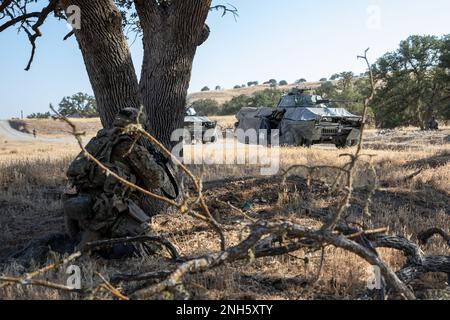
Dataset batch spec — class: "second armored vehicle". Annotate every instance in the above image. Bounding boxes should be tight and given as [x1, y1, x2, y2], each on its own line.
[235, 88, 362, 148]
[184, 106, 218, 143]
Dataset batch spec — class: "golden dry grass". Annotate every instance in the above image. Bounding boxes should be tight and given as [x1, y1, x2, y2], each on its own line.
[9, 118, 101, 138]
[0, 124, 449, 300]
[9, 116, 237, 138]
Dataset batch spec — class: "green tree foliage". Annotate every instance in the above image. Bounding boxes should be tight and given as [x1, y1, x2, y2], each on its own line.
[315, 81, 336, 98]
[439, 35, 450, 120]
[338, 72, 354, 91]
[441, 35, 450, 72]
[27, 112, 51, 119]
[252, 89, 283, 108]
[315, 80, 373, 119]
[263, 79, 277, 87]
[189, 99, 220, 116]
[221, 95, 251, 115]
[220, 89, 282, 115]
[333, 77, 370, 116]
[58, 93, 98, 118]
[330, 74, 340, 81]
[201, 86, 210, 92]
[372, 35, 450, 129]
[319, 78, 328, 82]
[279, 80, 288, 86]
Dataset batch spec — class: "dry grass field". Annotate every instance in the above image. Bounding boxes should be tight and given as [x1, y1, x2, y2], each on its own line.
[0, 119, 449, 300]
[8, 116, 237, 138]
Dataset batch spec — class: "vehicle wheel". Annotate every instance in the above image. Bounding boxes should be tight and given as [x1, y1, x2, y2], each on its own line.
[203, 133, 218, 144]
[281, 132, 294, 146]
[336, 139, 356, 149]
[335, 140, 347, 149]
[303, 139, 312, 148]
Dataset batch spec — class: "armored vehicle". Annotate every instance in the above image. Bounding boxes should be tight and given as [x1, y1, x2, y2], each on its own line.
[184, 106, 218, 143]
[235, 88, 362, 148]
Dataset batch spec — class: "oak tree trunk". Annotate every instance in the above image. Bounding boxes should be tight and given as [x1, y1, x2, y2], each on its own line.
[135, 0, 212, 147]
[64, 0, 141, 128]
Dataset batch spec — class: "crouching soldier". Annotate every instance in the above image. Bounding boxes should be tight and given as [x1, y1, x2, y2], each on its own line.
[63, 108, 167, 249]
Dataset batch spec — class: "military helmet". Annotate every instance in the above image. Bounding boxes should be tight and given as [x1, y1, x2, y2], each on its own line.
[113, 107, 148, 128]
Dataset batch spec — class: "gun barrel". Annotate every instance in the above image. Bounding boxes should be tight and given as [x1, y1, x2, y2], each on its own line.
[317, 99, 359, 104]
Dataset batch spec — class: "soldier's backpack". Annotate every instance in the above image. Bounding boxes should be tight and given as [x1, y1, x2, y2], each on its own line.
[67, 128, 125, 191]
[67, 128, 179, 200]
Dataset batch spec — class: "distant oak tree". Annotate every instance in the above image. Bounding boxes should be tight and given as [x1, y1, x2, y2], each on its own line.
[372, 35, 450, 129]
[58, 92, 98, 117]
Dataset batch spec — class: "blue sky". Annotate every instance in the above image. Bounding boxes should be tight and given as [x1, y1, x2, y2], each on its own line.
[1, 0, 449, 119]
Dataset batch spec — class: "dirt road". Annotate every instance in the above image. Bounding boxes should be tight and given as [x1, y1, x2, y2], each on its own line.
[0, 120, 73, 143]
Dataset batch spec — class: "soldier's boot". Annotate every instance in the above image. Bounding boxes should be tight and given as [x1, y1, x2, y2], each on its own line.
[77, 230, 134, 260]
[63, 193, 93, 240]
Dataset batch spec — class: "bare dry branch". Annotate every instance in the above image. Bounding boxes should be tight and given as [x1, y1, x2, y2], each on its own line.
[417, 228, 450, 247]
[131, 220, 415, 300]
[321, 49, 376, 231]
[210, 4, 238, 20]
[0, 12, 40, 32]
[0, 251, 82, 290]
[96, 272, 130, 300]
[111, 270, 173, 284]
[0, 0, 13, 14]
[0, 276, 79, 292]
[0, 0, 60, 70]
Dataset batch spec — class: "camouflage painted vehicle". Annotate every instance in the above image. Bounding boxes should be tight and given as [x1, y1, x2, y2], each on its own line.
[184, 106, 218, 143]
[235, 88, 362, 148]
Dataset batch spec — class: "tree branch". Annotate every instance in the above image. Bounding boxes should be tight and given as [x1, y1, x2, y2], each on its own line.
[131, 220, 415, 300]
[417, 228, 450, 247]
[210, 4, 238, 20]
[0, 12, 40, 32]
[0, 0, 13, 14]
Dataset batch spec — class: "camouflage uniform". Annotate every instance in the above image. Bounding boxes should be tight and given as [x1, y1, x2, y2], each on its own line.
[63, 108, 165, 244]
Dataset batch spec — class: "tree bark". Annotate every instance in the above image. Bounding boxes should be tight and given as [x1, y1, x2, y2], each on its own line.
[135, 0, 212, 147]
[64, 0, 141, 128]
